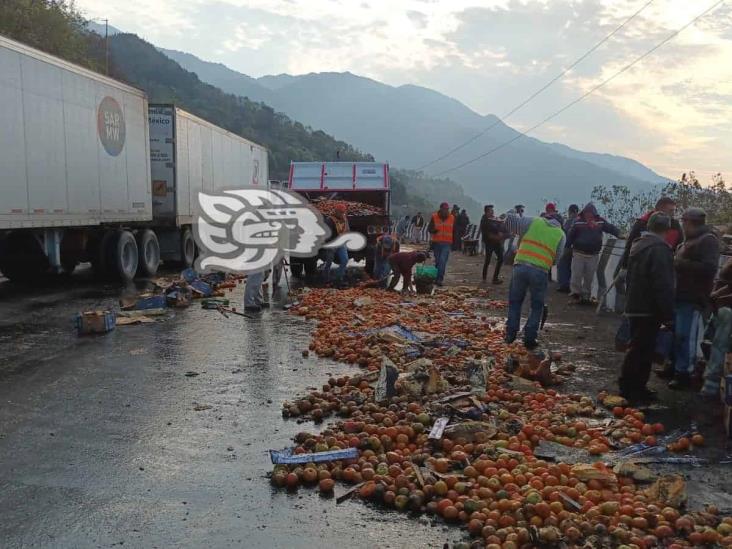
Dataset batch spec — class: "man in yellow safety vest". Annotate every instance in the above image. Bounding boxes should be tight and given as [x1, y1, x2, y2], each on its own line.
[503, 208, 566, 349]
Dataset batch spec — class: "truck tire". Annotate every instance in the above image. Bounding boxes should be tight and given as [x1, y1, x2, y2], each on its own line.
[290, 262, 304, 279]
[0, 232, 49, 283]
[135, 230, 160, 278]
[92, 230, 118, 279]
[304, 258, 318, 281]
[110, 231, 138, 282]
[60, 230, 85, 276]
[61, 256, 78, 276]
[180, 228, 195, 268]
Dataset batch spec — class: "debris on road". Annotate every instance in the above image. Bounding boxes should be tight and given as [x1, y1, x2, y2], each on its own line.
[116, 315, 156, 326]
[74, 310, 116, 336]
[269, 447, 358, 465]
[118, 308, 167, 318]
[641, 474, 688, 507]
[120, 294, 167, 311]
[270, 285, 732, 547]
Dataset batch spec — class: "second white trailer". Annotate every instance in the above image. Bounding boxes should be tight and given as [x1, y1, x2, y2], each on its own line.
[148, 105, 269, 264]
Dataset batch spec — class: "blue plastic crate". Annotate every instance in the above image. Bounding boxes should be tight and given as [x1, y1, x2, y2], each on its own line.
[189, 279, 213, 297]
[134, 295, 168, 310]
[75, 310, 116, 335]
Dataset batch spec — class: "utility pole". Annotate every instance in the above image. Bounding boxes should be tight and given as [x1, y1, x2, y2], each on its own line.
[104, 18, 109, 76]
[91, 18, 110, 75]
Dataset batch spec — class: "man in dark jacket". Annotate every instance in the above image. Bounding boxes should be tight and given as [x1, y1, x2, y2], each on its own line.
[557, 204, 579, 293]
[667, 208, 720, 389]
[411, 212, 425, 242]
[541, 203, 564, 226]
[567, 203, 621, 303]
[453, 209, 469, 251]
[479, 205, 505, 284]
[620, 197, 682, 269]
[450, 205, 461, 250]
[618, 213, 675, 402]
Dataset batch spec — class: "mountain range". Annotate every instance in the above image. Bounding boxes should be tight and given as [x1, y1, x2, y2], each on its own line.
[161, 48, 670, 212]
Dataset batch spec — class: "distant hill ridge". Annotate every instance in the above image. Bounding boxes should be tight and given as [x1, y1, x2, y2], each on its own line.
[162, 47, 669, 211]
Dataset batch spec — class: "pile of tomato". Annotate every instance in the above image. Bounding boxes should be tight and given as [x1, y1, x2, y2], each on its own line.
[277, 287, 730, 548]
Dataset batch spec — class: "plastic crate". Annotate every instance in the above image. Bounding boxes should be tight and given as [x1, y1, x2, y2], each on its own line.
[134, 295, 168, 310]
[75, 310, 116, 335]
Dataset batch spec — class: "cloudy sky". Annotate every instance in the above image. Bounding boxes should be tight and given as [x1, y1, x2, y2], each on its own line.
[76, 0, 731, 182]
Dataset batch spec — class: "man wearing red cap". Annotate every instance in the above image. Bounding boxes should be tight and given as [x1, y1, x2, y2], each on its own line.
[428, 202, 454, 286]
[323, 204, 350, 286]
[541, 203, 564, 226]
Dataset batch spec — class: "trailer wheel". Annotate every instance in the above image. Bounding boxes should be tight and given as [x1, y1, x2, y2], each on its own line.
[180, 228, 195, 268]
[0, 232, 49, 283]
[61, 256, 78, 276]
[135, 230, 160, 278]
[113, 231, 138, 282]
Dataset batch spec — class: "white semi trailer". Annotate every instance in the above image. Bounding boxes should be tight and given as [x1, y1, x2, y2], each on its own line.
[148, 105, 269, 267]
[0, 35, 268, 282]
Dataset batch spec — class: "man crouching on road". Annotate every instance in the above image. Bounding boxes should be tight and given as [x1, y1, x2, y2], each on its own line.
[387, 251, 428, 294]
[618, 213, 675, 403]
[504, 207, 565, 350]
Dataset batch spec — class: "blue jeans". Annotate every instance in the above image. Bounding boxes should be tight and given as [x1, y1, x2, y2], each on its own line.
[702, 307, 732, 394]
[244, 270, 264, 308]
[507, 263, 548, 344]
[674, 302, 704, 375]
[432, 242, 451, 283]
[373, 254, 391, 287]
[557, 248, 572, 290]
[324, 245, 348, 281]
[373, 255, 391, 279]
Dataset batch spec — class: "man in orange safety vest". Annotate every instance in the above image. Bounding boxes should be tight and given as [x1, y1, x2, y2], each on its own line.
[427, 202, 455, 286]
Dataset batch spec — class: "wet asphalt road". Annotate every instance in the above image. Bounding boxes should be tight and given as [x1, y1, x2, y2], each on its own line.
[4, 255, 732, 549]
[0, 268, 456, 549]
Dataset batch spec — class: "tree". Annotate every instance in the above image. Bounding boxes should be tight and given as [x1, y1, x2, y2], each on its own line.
[592, 172, 731, 230]
[0, 0, 102, 70]
[662, 172, 732, 225]
[590, 185, 657, 231]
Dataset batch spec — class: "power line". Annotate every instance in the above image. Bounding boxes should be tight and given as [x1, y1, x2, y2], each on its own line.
[416, 0, 656, 172]
[434, 0, 726, 177]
